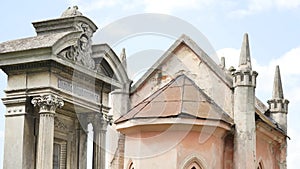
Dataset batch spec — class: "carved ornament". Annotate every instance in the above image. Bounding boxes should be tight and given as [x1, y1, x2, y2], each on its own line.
[57, 22, 95, 70]
[31, 94, 64, 113]
[54, 117, 69, 131]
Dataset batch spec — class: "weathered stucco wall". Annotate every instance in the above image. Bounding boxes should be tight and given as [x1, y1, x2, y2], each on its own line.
[131, 44, 233, 117]
[122, 125, 228, 169]
[256, 129, 282, 169]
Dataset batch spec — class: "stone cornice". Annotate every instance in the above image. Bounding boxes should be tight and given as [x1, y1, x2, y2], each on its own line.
[116, 117, 233, 134]
[1, 60, 123, 88]
[256, 120, 287, 144]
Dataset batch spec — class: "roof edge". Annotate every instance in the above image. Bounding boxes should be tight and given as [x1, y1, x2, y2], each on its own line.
[130, 34, 233, 93]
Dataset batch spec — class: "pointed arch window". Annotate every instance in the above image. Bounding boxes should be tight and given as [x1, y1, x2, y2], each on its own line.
[185, 161, 203, 169]
[128, 162, 134, 169]
[257, 161, 264, 169]
[181, 155, 206, 169]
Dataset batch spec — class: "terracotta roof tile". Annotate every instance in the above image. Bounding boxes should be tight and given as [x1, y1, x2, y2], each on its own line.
[115, 74, 233, 124]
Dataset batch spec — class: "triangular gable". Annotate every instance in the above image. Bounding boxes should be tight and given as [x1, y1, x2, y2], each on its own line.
[131, 34, 233, 93]
[116, 74, 233, 124]
[129, 34, 234, 117]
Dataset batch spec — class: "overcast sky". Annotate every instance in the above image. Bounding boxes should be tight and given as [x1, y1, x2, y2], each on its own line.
[0, 0, 300, 168]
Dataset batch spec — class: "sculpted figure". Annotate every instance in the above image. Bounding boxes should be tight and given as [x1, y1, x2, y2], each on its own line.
[61, 6, 82, 17]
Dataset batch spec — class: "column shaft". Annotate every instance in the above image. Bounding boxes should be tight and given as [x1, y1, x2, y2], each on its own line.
[78, 126, 88, 169]
[93, 129, 106, 169]
[36, 113, 55, 169]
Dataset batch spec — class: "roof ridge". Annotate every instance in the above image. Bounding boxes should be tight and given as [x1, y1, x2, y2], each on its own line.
[116, 75, 183, 121]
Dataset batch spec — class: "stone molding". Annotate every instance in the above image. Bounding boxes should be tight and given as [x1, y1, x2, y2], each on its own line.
[267, 99, 289, 114]
[232, 70, 258, 87]
[31, 94, 64, 113]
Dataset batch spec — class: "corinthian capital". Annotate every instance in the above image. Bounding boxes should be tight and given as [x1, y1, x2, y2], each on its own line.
[32, 94, 64, 113]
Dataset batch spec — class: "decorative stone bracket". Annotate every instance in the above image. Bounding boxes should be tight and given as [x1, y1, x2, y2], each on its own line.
[92, 112, 113, 131]
[31, 94, 64, 113]
[103, 112, 113, 126]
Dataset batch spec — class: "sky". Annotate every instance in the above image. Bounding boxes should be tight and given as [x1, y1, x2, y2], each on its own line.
[0, 0, 300, 168]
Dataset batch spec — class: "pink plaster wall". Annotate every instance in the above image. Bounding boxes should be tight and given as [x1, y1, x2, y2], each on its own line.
[123, 125, 229, 169]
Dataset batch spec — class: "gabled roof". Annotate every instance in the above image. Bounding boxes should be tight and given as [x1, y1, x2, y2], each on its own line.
[0, 32, 71, 53]
[131, 34, 233, 92]
[116, 74, 233, 124]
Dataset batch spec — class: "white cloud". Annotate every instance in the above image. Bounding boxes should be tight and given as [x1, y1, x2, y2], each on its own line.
[143, 0, 200, 14]
[270, 47, 300, 75]
[0, 131, 3, 140]
[230, 0, 300, 17]
[276, 0, 300, 9]
[67, 0, 300, 18]
[216, 48, 240, 68]
[288, 127, 300, 169]
[68, 0, 126, 13]
[67, 0, 217, 14]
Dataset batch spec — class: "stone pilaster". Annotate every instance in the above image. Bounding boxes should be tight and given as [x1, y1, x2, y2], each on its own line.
[278, 141, 287, 169]
[110, 88, 130, 169]
[92, 113, 109, 169]
[2, 96, 35, 169]
[32, 94, 64, 169]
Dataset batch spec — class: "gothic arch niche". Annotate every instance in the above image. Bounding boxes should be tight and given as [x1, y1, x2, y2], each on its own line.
[96, 57, 115, 79]
[127, 160, 134, 169]
[257, 161, 264, 169]
[128, 162, 134, 169]
[180, 155, 207, 169]
[186, 161, 202, 169]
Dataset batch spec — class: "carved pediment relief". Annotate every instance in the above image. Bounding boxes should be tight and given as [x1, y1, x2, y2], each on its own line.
[54, 21, 129, 84]
[57, 22, 95, 70]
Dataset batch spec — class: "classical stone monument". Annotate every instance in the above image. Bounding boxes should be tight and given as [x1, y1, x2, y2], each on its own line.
[0, 7, 289, 169]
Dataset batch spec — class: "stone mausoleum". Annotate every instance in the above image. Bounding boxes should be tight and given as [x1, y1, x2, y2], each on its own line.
[0, 7, 289, 169]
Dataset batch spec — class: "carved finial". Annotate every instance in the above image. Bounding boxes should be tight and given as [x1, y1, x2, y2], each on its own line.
[220, 57, 225, 69]
[120, 48, 127, 70]
[61, 6, 83, 17]
[239, 33, 252, 70]
[272, 65, 284, 99]
[32, 94, 64, 113]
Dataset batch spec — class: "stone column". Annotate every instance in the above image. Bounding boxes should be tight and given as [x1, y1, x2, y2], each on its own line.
[92, 114, 109, 169]
[78, 114, 89, 169]
[32, 94, 64, 169]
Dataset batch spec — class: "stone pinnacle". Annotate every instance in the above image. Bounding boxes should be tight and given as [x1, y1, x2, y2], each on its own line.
[120, 48, 127, 70]
[272, 65, 284, 99]
[239, 33, 252, 70]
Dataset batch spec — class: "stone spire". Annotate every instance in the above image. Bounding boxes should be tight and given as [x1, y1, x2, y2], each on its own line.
[232, 33, 258, 168]
[268, 65, 289, 133]
[239, 33, 252, 71]
[272, 65, 284, 99]
[120, 48, 127, 71]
